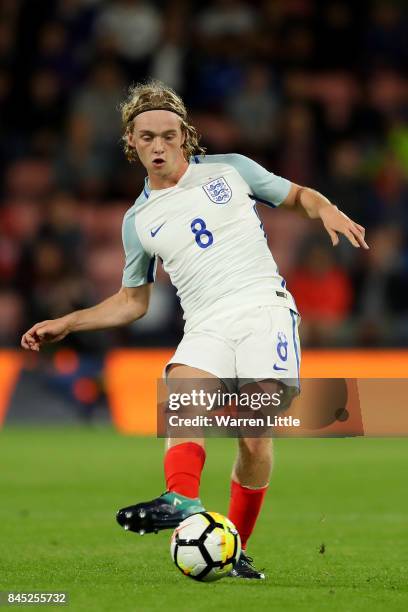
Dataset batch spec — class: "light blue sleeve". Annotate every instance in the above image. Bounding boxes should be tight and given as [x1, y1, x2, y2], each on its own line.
[122, 205, 156, 287]
[197, 153, 291, 206]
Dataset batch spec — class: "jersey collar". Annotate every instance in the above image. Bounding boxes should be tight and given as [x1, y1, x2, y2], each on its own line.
[144, 163, 193, 198]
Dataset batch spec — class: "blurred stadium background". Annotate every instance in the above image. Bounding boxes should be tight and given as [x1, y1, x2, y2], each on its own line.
[0, 0, 407, 426]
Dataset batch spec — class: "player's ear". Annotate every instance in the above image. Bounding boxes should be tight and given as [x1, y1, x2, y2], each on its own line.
[126, 127, 135, 147]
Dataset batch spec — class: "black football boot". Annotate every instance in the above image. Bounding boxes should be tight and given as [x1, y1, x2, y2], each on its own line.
[229, 552, 266, 579]
[116, 491, 205, 535]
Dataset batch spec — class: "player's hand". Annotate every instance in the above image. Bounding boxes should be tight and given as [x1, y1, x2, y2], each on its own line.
[319, 205, 369, 249]
[21, 318, 71, 351]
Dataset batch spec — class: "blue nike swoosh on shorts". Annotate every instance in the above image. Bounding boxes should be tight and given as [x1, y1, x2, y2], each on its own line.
[273, 364, 288, 371]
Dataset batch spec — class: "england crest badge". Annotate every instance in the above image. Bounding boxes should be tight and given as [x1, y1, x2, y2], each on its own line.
[202, 177, 232, 204]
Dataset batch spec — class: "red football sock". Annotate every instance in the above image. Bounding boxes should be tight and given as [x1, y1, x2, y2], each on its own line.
[228, 480, 269, 549]
[164, 442, 206, 498]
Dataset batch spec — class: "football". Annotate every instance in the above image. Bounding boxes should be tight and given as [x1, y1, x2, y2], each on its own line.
[170, 511, 241, 582]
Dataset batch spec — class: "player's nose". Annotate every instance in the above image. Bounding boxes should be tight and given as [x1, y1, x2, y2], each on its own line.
[152, 137, 165, 154]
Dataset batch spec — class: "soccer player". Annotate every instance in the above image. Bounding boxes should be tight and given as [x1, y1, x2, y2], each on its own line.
[21, 81, 368, 579]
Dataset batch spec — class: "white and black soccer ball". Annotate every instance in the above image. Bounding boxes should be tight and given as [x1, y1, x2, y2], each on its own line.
[170, 511, 241, 582]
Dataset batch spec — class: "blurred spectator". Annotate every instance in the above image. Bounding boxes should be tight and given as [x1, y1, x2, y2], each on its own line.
[277, 103, 317, 185]
[94, 0, 162, 79]
[0, 0, 21, 21]
[36, 20, 82, 90]
[1, 202, 59, 343]
[1, 198, 43, 254]
[281, 23, 315, 69]
[225, 64, 280, 149]
[4, 159, 53, 200]
[370, 152, 408, 255]
[55, 0, 100, 58]
[38, 192, 85, 269]
[192, 0, 257, 108]
[353, 226, 408, 346]
[0, 69, 11, 121]
[0, 289, 24, 346]
[0, 17, 16, 69]
[21, 238, 90, 325]
[151, 8, 187, 92]
[389, 121, 408, 173]
[0, 69, 12, 183]
[55, 61, 124, 195]
[318, 141, 373, 231]
[368, 69, 407, 121]
[0, 230, 20, 283]
[313, 73, 362, 149]
[72, 61, 124, 144]
[25, 69, 66, 137]
[289, 239, 353, 346]
[196, 0, 257, 38]
[191, 111, 239, 153]
[314, 2, 358, 69]
[365, 2, 408, 70]
[189, 38, 247, 109]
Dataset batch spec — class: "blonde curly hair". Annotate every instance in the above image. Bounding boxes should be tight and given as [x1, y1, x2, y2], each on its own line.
[120, 79, 206, 162]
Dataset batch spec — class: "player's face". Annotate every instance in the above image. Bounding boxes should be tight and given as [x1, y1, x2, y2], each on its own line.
[129, 110, 186, 179]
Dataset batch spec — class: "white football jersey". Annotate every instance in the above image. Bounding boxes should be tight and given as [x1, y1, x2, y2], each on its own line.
[122, 154, 298, 330]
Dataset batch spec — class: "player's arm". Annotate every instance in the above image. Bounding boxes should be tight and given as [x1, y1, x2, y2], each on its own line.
[21, 284, 151, 352]
[214, 154, 369, 250]
[281, 183, 369, 249]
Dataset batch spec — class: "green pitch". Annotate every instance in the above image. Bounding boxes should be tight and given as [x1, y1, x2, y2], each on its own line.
[1, 428, 407, 611]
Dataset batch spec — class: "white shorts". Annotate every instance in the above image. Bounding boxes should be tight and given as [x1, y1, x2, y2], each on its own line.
[166, 305, 301, 402]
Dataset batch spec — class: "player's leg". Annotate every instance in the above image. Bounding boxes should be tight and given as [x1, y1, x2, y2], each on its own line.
[116, 364, 225, 534]
[163, 363, 216, 501]
[230, 306, 300, 546]
[228, 306, 301, 578]
[232, 436, 273, 488]
[227, 380, 278, 579]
